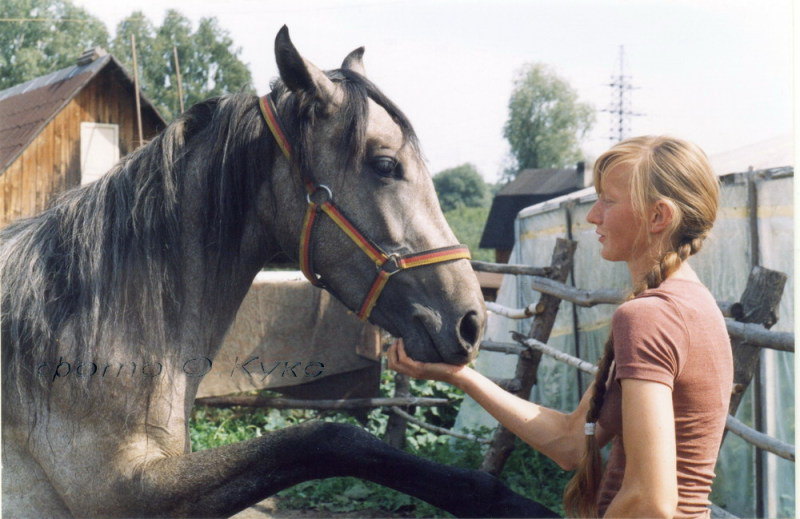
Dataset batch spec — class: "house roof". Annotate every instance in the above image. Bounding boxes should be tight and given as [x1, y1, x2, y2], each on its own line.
[496, 167, 581, 197]
[0, 53, 166, 172]
[479, 167, 583, 250]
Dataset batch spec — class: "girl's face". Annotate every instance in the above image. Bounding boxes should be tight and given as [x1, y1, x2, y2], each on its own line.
[586, 164, 649, 268]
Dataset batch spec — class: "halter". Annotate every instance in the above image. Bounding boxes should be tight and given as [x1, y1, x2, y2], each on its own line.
[259, 93, 471, 321]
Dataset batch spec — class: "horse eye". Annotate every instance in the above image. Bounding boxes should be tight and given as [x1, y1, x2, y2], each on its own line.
[372, 156, 400, 178]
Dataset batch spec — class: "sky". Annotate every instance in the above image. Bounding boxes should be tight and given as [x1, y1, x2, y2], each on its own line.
[71, 0, 793, 182]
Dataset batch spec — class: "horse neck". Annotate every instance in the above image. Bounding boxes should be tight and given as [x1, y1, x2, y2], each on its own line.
[173, 156, 277, 362]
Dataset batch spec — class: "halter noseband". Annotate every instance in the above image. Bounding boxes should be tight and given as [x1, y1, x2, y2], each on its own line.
[259, 93, 471, 321]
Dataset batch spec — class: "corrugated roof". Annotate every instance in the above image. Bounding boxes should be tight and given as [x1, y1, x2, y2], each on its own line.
[0, 54, 165, 172]
[496, 167, 580, 196]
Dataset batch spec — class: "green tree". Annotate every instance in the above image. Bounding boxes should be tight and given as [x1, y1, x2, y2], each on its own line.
[433, 163, 488, 212]
[442, 205, 493, 262]
[110, 10, 253, 120]
[0, 0, 109, 89]
[503, 63, 594, 180]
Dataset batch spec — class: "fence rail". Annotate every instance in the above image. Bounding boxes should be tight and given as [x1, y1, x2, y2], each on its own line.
[503, 333, 795, 463]
[195, 395, 450, 410]
[484, 277, 793, 352]
[390, 406, 491, 444]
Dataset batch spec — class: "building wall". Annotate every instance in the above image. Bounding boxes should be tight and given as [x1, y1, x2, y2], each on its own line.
[0, 66, 163, 227]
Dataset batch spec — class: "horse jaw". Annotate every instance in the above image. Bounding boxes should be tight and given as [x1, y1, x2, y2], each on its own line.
[369, 262, 486, 366]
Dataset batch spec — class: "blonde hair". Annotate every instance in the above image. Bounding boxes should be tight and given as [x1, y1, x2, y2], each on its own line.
[563, 136, 719, 517]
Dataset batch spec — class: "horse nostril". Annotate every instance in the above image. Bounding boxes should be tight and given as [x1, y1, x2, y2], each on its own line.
[457, 310, 482, 352]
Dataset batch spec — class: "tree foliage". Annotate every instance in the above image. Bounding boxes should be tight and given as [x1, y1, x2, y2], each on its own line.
[442, 205, 493, 262]
[432, 163, 488, 212]
[0, 0, 109, 89]
[0, 1, 253, 122]
[503, 63, 594, 180]
[110, 10, 253, 120]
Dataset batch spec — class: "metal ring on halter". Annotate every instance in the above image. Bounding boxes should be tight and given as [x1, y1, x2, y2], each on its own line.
[306, 184, 333, 205]
[381, 253, 403, 275]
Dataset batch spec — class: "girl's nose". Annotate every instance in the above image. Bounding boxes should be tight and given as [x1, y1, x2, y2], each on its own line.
[586, 200, 602, 224]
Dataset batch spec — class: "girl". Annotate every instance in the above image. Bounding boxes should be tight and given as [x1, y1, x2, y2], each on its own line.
[388, 136, 733, 518]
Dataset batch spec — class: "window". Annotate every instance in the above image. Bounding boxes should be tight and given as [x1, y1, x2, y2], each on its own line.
[80, 122, 119, 185]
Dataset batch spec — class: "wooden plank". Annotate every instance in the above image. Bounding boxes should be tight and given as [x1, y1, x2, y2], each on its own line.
[36, 122, 51, 213]
[5, 160, 20, 224]
[480, 238, 577, 475]
[67, 96, 82, 188]
[55, 107, 67, 196]
[22, 145, 35, 218]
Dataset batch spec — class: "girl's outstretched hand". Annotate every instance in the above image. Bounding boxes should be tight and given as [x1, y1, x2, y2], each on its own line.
[386, 338, 468, 384]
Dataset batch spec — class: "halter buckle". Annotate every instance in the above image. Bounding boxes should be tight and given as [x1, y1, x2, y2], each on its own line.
[306, 184, 333, 205]
[380, 253, 403, 276]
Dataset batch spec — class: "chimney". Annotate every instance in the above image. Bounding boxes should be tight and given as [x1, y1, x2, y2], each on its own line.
[576, 161, 585, 188]
[77, 47, 108, 66]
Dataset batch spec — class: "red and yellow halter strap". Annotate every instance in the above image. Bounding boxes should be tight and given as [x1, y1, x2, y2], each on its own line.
[259, 94, 471, 320]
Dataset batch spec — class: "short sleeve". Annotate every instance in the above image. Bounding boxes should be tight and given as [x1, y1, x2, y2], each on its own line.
[611, 295, 688, 390]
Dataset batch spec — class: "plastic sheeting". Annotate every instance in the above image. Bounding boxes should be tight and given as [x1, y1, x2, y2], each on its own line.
[454, 168, 793, 518]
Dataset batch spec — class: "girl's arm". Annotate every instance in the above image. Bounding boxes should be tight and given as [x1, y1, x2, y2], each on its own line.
[603, 378, 678, 518]
[387, 340, 607, 470]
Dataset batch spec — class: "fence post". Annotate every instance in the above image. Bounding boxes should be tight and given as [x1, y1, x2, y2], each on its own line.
[385, 372, 411, 449]
[724, 265, 786, 518]
[480, 238, 577, 475]
[727, 265, 787, 417]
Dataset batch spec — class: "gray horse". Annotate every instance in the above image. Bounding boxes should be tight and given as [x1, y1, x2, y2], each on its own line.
[1, 27, 557, 518]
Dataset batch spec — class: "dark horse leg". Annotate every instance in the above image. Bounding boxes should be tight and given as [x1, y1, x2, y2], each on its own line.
[135, 421, 559, 518]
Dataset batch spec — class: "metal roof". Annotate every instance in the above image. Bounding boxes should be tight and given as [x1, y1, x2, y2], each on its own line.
[0, 54, 165, 172]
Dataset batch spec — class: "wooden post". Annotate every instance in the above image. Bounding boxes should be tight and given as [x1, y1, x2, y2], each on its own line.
[725, 265, 785, 519]
[384, 372, 410, 449]
[130, 34, 143, 147]
[480, 238, 577, 475]
[726, 266, 787, 417]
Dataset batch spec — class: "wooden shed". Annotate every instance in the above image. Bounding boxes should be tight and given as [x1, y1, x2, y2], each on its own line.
[479, 163, 586, 264]
[0, 48, 166, 227]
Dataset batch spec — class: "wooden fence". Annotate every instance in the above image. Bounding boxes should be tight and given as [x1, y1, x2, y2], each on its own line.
[196, 238, 793, 518]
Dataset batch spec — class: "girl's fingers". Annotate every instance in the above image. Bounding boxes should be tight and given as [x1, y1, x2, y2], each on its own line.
[387, 339, 407, 372]
[396, 340, 409, 361]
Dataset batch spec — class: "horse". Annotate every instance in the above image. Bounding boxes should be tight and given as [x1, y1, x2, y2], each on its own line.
[1, 26, 557, 518]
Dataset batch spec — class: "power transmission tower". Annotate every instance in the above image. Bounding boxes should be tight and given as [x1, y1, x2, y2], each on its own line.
[602, 46, 643, 142]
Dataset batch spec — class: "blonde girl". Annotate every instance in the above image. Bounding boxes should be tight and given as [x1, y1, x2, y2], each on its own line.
[389, 135, 733, 518]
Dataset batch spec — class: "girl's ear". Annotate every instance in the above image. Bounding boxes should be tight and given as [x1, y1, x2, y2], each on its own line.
[649, 199, 675, 234]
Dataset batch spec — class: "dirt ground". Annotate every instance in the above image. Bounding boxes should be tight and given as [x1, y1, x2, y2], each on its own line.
[232, 498, 410, 519]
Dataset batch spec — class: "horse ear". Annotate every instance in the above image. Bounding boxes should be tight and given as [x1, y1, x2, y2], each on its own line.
[274, 26, 342, 106]
[342, 47, 366, 76]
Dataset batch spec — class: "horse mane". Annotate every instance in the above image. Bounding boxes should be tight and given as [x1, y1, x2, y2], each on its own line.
[1, 68, 418, 418]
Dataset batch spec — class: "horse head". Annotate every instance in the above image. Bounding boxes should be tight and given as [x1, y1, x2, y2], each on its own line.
[264, 27, 485, 364]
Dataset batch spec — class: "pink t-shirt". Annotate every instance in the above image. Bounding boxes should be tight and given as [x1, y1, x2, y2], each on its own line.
[597, 278, 733, 518]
